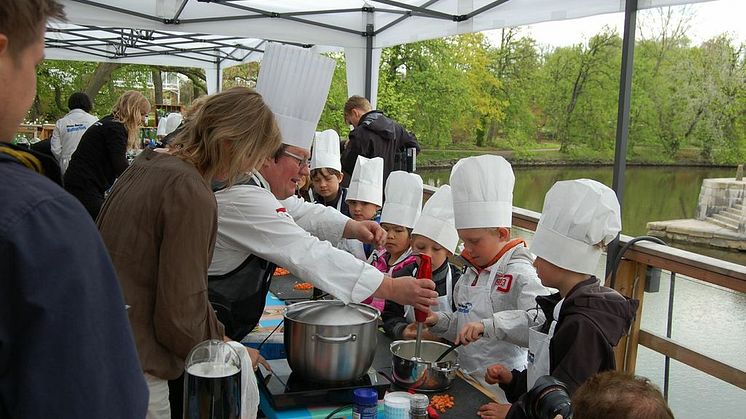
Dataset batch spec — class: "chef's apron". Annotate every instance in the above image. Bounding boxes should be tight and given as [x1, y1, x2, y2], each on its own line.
[404, 266, 453, 322]
[455, 246, 526, 374]
[527, 298, 564, 389]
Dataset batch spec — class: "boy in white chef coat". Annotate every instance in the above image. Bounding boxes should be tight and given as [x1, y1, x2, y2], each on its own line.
[426, 155, 548, 401]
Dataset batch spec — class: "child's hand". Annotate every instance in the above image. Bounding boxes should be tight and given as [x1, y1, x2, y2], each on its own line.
[484, 364, 513, 385]
[477, 402, 511, 419]
[425, 311, 439, 327]
[402, 323, 418, 339]
[456, 321, 484, 345]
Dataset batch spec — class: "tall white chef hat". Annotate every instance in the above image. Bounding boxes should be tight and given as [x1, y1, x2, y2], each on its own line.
[412, 185, 459, 254]
[530, 179, 622, 275]
[256, 43, 335, 151]
[450, 155, 515, 229]
[380, 171, 423, 228]
[346, 156, 384, 207]
[310, 129, 342, 171]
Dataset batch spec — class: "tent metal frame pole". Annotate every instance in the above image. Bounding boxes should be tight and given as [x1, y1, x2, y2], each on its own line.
[606, 0, 638, 277]
[216, 58, 222, 93]
[371, 0, 454, 20]
[365, 23, 374, 100]
[375, 0, 441, 35]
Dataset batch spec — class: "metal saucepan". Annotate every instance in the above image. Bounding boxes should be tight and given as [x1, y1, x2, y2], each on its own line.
[284, 300, 379, 383]
[390, 340, 459, 392]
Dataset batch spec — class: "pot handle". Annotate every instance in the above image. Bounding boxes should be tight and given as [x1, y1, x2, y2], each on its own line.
[312, 333, 357, 343]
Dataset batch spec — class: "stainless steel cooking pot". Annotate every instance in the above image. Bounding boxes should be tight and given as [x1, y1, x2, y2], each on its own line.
[284, 300, 379, 383]
[390, 340, 459, 391]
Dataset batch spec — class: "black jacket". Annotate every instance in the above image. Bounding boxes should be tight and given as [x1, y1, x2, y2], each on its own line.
[382, 261, 461, 340]
[63, 115, 129, 218]
[311, 187, 350, 217]
[502, 277, 639, 418]
[341, 110, 419, 185]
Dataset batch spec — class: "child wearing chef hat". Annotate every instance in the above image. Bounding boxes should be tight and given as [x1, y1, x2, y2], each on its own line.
[309, 129, 349, 216]
[382, 185, 463, 341]
[365, 170, 423, 311]
[426, 155, 548, 402]
[336, 156, 384, 260]
[479, 179, 639, 419]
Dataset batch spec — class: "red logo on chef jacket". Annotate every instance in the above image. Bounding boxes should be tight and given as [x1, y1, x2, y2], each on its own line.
[275, 207, 291, 218]
[495, 274, 513, 293]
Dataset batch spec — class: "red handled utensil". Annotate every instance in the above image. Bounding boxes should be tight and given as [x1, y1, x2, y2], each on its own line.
[414, 254, 433, 360]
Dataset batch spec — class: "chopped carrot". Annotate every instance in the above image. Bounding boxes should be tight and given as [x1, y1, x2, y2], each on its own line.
[293, 282, 313, 290]
[274, 267, 290, 276]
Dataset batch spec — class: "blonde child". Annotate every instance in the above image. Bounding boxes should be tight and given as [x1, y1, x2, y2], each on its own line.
[426, 155, 548, 401]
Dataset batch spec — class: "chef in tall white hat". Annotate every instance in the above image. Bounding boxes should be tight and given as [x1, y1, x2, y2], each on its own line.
[337, 156, 384, 260]
[381, 185, 462, 340]
[478, 179, 636, 418]
[426, 155, 548, 402]
[208, 44, 439, 411]
[309, 129, 348, 213]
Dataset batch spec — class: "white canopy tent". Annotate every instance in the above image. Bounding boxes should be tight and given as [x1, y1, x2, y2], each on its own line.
[47, 0, 716, 268]
[48, 0, 713, 101]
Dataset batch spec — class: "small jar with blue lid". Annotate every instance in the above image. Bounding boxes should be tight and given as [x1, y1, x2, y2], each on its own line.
[352, 388, 378, 419]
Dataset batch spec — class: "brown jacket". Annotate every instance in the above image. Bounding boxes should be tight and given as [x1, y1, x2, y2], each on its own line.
[98, 149, 224, 380]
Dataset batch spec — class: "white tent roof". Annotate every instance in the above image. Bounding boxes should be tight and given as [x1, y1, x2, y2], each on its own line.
[50, 0, 712, 58]
[47, 0, 714, 97]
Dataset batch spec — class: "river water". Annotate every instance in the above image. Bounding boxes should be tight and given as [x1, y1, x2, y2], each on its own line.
[421, 165, 745, 419]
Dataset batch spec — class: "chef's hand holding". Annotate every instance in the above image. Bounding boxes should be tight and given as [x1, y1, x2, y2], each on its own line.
[376, 276, 437, 313]
[485, 364, 513, 385]
[457, 321, 484, 345]
[344, 219, 387, 248]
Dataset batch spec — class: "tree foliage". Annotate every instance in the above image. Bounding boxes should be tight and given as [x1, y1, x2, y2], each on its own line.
[34, 8, 745, 164]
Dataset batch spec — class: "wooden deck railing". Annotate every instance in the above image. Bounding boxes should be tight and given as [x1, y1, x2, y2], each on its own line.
[424, 185, 746, 392]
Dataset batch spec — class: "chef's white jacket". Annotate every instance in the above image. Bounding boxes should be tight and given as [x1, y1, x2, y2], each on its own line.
[208, 172, 384, 303]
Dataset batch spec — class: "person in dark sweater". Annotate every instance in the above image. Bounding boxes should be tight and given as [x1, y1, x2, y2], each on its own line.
[477, 179, 639, 419]
[340, 95, 419, 186]
[64, 90, 151, 219]
[0, 1, 148, 417]
[382, 185, 461, 340]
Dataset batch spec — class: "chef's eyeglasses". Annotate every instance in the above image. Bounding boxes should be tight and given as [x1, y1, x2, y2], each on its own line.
[282, 150, 311, 169]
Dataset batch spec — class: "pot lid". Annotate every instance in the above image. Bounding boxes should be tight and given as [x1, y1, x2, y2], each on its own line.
[285, 300, 379, 326]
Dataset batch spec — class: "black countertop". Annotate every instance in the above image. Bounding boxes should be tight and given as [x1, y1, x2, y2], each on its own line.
[268, 274, 494, 418]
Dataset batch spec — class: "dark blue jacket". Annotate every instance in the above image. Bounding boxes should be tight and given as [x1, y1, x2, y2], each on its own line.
[0, 148, 147, 418]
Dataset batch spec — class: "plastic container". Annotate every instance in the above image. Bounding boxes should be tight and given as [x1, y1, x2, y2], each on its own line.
[409, 394, 429, 419]
[353, 388, 379, 419]
[383, 391, 411, 419]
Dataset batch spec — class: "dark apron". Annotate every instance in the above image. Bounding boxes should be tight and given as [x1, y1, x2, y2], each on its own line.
[209, 175, 276, 341]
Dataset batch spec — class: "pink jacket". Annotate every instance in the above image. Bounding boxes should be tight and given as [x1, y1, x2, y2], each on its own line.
[362, 249, 417, 312]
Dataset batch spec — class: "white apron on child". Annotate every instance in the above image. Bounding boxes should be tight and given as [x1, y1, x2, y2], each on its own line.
[337, 238, 367, 261]
[527, 298, 564, 389]
[404, 267, 453, 322]
[454, 247, 527, 402]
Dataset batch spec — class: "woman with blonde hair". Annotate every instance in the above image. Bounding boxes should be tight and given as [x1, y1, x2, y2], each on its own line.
[64, 90, 150, 219]
[96, 86, 281, 419]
